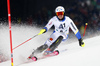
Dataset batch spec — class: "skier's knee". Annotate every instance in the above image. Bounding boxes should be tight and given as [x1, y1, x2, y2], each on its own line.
[36, 44, 48, 52]
[49, 36, 63, 51]
[42, 44, 48, 49]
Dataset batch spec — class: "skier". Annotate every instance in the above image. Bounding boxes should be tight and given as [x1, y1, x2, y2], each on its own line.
[30, 6, 85, 58]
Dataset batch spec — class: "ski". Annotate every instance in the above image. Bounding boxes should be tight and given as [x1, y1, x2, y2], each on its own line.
[27, 49, 67, 62]
[37, 50, 59, 60]
[28, 50, 59, 61]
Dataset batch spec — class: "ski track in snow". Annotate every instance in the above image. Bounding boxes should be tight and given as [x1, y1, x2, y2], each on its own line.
[0, 25, 100, 66]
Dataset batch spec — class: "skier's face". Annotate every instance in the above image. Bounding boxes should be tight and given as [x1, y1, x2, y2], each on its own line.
[56, 12, 64, 19]
[58, 15, 64, 19]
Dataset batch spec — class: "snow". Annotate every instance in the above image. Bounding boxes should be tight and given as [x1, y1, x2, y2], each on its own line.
[0, 25, 100, 66]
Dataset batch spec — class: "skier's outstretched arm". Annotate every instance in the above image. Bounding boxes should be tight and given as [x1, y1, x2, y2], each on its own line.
[69, 18, 85, 47]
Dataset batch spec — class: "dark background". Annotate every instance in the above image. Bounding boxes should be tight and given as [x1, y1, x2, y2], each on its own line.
[0, 0, 75, 18]
[0, 0, 100, 31]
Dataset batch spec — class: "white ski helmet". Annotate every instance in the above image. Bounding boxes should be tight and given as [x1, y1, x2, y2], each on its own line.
[55, 6, 65, 13]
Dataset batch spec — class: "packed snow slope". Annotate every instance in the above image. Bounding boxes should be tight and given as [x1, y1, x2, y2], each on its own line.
[19, 35, 100, 66]
[0, 25, 100, 66]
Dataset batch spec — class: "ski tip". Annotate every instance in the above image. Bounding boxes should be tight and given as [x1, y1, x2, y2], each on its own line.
[27, 56, 31, 60]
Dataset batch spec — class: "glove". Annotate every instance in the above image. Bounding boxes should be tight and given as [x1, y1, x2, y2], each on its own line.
[78, 38, 85, 47]
[38, 29, 46, 35]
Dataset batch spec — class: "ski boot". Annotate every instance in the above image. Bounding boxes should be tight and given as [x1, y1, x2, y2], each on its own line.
[43, 48, 53, 55]
[43, 48, 59, 56]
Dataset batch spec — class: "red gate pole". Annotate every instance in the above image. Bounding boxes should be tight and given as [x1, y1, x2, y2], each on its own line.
[7, 0, 14, 66]
[83, 23, 88, 37]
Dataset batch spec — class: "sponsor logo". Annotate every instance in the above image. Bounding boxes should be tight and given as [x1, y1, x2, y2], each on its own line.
[49, 22, 52, 25]
[49, 38, 53, 41]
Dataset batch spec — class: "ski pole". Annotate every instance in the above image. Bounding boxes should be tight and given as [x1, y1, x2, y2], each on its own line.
[83, 23, 88, 37]
[13, 34, 38, 50]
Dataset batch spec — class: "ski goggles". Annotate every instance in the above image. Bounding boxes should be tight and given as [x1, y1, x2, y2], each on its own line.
[56, 12, 64, 16]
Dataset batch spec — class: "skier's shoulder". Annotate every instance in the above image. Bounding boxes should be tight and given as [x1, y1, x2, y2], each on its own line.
[50, 16, 57, 20]
[65, 16, 73, 22]
[65, 16, 72, 20]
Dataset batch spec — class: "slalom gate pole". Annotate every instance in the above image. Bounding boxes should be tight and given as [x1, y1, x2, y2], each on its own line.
[83, 23, 88, 37]
[7, 0, 14, 66]
[13, 34, 38, 50]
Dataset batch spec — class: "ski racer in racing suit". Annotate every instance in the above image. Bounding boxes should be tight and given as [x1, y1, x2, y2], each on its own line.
[31, 6, 85, 57]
